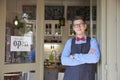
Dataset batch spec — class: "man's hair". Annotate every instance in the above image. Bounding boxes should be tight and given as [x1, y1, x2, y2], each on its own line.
[72, 16, 86, 25]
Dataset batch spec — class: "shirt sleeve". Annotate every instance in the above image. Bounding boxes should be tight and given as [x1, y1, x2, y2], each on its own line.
[61, 39, 85, 66]
[74, 38, 100, 63]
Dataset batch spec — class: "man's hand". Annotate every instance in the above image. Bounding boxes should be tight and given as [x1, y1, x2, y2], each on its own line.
[69, 49, 95, 59]
[89, 48, 95, 53]
[69, 54, 74, 59]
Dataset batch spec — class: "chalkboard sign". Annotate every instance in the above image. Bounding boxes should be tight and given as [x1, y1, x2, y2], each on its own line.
[67, 6, 96, 20]
[45, 6, 64, 20]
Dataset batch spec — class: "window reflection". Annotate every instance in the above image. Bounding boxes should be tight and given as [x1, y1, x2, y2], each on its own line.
[5, 0, 36, 64]
[5, 22, 36, 64]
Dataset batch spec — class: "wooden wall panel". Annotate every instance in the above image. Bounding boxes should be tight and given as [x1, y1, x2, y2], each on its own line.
[117, 0, 120, 79]
[107, 0, 117, 80]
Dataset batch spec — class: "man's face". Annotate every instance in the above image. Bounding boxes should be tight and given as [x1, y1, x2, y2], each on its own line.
[73, 19, 87, 36]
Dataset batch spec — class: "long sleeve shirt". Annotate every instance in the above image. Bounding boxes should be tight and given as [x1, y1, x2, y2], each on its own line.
[61, 36, 100, 66]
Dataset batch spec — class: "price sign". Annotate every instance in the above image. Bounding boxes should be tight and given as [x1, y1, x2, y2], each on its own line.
[10, 36, 32, 51]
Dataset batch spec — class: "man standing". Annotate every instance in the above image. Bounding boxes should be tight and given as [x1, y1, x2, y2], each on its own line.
[61, 16, 100, 80]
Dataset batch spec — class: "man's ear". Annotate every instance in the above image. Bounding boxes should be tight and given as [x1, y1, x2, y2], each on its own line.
[84, 23, 88, 31]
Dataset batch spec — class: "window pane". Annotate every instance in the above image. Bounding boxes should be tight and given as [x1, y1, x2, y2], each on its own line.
[5, 0, 37, 64]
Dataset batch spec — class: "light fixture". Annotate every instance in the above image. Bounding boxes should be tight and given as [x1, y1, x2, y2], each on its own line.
[13, 0, 19, 27]
[13, 16, 19, 26]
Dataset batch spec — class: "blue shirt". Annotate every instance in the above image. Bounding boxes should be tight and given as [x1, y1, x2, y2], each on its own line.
[61, 36, 100, 66]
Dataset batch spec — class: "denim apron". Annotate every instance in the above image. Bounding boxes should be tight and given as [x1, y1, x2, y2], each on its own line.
[64, 37, 95, 80]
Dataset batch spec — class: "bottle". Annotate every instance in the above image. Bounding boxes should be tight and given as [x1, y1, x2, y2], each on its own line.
[49, 24, 52, 34]
[46, 24, 48, 35]
[49, 50, 56, 60]
[55, 24, 58, 35]
[49, 53, 54, 61]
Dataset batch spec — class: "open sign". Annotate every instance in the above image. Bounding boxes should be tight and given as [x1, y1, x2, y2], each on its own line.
[13, 40, 29, 49]
[11, 36, 31, 51]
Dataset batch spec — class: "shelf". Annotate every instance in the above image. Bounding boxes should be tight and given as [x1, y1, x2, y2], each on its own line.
[44, 20, 62, 43]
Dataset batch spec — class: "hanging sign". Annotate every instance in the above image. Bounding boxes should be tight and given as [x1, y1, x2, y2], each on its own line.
[10, 36, 31, 51]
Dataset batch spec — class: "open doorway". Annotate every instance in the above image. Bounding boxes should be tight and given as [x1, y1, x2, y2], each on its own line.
[43, 0, 99, 80]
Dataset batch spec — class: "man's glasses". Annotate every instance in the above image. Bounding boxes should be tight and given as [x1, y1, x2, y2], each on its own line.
[73, 23, 85, 28]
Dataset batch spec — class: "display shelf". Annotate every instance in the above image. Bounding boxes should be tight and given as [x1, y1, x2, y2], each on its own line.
[44, 20, 62, 43]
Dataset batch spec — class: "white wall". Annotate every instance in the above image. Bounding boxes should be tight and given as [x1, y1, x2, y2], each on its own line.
[117, 0, 120, 79]
[97, 0, 120, 80]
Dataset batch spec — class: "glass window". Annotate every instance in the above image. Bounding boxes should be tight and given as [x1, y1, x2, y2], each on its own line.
[5, 0, 37, 64]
